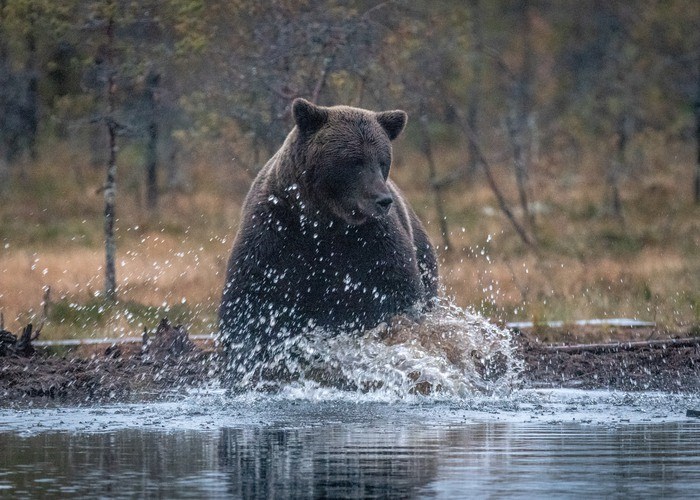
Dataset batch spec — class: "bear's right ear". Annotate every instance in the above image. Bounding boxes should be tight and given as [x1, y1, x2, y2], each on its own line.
[293, 98, 328, 134]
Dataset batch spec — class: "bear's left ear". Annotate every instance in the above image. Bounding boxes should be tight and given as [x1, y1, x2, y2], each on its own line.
[293, 98, 328, 134]
[376, 110, 407, 141]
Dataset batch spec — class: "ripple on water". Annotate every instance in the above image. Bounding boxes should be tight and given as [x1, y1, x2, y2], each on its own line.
[1, 388, 698, 436]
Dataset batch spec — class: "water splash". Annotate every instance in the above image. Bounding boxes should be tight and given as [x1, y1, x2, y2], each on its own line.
[229, 299, 521, 400]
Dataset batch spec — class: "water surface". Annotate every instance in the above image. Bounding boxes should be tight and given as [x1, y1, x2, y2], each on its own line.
[2, 389, 699, 498]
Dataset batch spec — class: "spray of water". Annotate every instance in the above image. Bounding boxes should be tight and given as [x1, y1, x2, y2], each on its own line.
[227, 298, 521, 400]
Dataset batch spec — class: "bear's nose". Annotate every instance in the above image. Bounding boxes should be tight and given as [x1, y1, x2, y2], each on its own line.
[376, 195, 393, 212]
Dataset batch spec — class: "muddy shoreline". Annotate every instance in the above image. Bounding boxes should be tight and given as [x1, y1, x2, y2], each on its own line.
[1, 327, 699, 405]
[516, 329, 700, 392]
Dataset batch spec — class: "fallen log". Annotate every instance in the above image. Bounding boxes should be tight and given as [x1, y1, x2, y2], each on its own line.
[542, 337, 700, 354]
[0, 323, 40, 357]
[15, 323, 39, 356]
[142, 318, 195, 360]
[0, 329, 17, 356]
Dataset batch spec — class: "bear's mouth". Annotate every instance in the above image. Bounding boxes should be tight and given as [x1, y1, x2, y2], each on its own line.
[329, 203, 370, 226]
[348, 203, 390, 225]
[343, 208, 370, 225]
[328, 199, 389, 226]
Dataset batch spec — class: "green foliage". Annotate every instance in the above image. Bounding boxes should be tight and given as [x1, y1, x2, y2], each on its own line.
[1, 0, 696, 171]
[597, 229, 644, 255]
[0, 218, 95, 247]
[167, 0, 208, 56]
[48, 297, 198, 333]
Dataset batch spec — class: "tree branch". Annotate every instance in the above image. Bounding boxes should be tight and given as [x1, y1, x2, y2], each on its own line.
[449, 101, 536, 248]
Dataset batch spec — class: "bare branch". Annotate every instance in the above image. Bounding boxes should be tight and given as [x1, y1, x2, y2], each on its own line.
[449, 100, 536, 248]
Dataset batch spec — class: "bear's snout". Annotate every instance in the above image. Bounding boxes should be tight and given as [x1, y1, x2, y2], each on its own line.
[375, 194, 393, 213]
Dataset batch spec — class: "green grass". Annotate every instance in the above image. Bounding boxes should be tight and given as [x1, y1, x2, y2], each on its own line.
[39, 297, 218, 340]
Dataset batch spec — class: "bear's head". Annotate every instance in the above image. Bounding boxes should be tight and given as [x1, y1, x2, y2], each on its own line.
[290, 98, 407, 226]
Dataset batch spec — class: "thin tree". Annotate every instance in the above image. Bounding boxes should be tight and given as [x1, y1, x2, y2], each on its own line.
[419, 110, 452, 251]
[607, 114, 633, 220]
[695, 66, 700, 204]
[507, 0, 536, 231]
[23, 3, 39, 161]
[145, 67, 159, 210]
[103, 5, 117, 302]
[449, 98, 536, 248]
[0, 0, 8, 185]
[466, 0, 484, 180]
[463, 120, 536, 249]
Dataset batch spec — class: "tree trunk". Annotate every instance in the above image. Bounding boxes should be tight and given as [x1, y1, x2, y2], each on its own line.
[311, 55, 333, 104]
[512, 0, 535, 230]
[607, 154, 622, 220]
[608, 115, 631, 220]
[104, 120, 117, 302]
[466, 0, 483, 180]
[453, 100, 536, 248]
[103, 13, 117, 302]
[0, 34, 7, 183]
[419, 112, 452, 251]
[508, 112, 532, 227]
[24, 15, 38, 161]
[0, 0, 11, 167]
[694, 70, 700, 204]
[0, 156, 7, 189]
[145, 68, 159, 211]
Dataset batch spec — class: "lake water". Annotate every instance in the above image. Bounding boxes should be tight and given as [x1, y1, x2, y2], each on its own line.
[2, 388, 700, 498]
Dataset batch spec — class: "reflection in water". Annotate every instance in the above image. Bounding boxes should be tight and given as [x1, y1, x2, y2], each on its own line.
[2, 421, 700, 498]
[217, 427, 439, 498]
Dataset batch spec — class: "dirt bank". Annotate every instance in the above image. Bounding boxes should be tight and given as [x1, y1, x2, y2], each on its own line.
[1, 325, 699, 405]
[0, 319, 219, 405]
[516, 328, 700, 392]
[0, 344, 216, 405]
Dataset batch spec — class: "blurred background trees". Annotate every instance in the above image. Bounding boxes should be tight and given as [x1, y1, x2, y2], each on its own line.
[0, 0, 698, 330]
[0, 0, 697, 204]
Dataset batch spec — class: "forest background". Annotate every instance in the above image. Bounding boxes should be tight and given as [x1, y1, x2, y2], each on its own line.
[0, 0, 698, 340]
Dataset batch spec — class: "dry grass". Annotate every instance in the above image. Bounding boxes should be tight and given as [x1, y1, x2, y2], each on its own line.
[0, 137, 698, 340]
[392, 142, 700, 330]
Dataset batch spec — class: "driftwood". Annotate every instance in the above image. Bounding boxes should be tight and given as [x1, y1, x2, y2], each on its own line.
[0, 329, 17, 356]
[541, 337, 700, 354]
[0, 289, 48, 357]
[142, 317, 194, 359]
[521, 333, 700, 391]
[15, 323, 39, 356]
[0, 323, 40, 357]
[0, 317, 213, 402]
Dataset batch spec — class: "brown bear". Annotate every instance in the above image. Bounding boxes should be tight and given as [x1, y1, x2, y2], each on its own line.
[219, 98, 438, 382]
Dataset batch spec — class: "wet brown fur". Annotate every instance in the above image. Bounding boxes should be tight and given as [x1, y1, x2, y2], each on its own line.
[219, 99, 438, 379]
